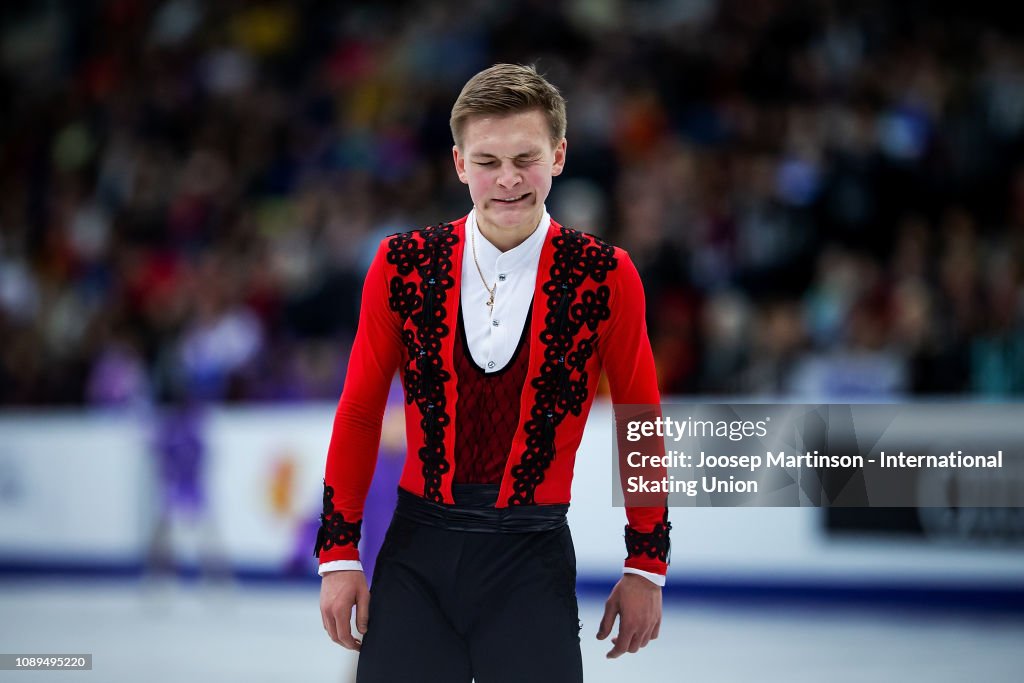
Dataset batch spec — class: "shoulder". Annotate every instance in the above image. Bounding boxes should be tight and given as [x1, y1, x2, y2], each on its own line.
[550, 224, 613, 251]
[382, 219, 463, 250]
[377, 217, 466, 274]
[384, 218, 463, 243]
[549, 224, 637, 285]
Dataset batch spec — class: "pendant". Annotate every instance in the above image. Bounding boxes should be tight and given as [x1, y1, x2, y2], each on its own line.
[487, 292, 495, 314]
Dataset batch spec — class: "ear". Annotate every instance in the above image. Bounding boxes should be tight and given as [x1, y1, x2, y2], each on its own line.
[453, 145, 469, 184]
[551, 138, 567, 177]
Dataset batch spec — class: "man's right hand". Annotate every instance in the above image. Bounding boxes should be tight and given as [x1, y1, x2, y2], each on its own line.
[320, 570, 370, 650]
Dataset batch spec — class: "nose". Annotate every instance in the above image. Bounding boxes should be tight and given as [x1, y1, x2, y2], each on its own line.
[497, 163, 521, 189]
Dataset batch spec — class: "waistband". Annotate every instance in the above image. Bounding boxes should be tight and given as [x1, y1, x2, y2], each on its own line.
[394, 484, 569, 533]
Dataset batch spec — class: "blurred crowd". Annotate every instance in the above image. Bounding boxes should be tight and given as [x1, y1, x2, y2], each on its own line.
[1, 0, 1022, 406]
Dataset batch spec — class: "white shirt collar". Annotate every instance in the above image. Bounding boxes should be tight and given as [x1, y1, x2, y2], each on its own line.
[467, 207, 550, 274]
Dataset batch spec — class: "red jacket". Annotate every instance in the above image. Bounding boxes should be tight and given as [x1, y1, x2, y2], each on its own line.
[316, 215, 671, 577]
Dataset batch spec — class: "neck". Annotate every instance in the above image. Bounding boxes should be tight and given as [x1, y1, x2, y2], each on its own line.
[476, 212, 542, 252]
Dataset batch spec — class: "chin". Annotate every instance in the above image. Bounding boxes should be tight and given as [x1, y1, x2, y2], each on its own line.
[483, 218, 520, 233]
[488, 212, 532, 230]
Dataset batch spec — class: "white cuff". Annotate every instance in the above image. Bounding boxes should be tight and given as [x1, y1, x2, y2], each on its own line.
[318, 560, 364, 576]
[623, 567, 666, 587]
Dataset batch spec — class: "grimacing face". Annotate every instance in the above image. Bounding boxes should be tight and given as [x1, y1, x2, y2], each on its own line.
[453, 108, 566, 246]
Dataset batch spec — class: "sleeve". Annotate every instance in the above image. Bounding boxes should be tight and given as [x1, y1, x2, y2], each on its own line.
[600, 248, 672, 580]
[315, 238, 405, 566]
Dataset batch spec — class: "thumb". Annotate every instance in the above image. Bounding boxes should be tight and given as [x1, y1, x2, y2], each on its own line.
[596, 599, 617, 640]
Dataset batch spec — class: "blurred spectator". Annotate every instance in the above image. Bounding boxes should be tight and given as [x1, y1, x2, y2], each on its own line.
[0, 1, 1022, 404]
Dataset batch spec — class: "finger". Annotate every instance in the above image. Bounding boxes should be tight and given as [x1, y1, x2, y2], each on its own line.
[639, 627, 652, 649]
[326, 595, 360, 651]
[356, 590, 370, 635]
[627, 632, 641, 653]
[639, 620, 657, 649]
[606, 623, 634, 659]
[651, 619, 661, 640]
[606, 634, 629, 659]
[333, 609, 361, 651]
[323, 606, 340, 644]
[596, 600, 617, 640]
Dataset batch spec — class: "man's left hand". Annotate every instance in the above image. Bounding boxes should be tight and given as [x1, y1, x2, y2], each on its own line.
[596, 573, 662, 658]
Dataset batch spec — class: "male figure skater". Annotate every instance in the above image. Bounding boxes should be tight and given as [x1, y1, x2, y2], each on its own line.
[317, 63, 670, 683]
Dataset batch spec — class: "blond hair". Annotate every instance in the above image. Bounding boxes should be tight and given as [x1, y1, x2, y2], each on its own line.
[450, 64, 566, 148]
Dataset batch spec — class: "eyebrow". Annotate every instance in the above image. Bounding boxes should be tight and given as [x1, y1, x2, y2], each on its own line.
[471, 149, 543, 160]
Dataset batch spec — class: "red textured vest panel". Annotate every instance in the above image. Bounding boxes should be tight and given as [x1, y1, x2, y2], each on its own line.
[453, 306, 532, 484]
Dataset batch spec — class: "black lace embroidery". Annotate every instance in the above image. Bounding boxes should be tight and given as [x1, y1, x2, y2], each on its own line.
[314, 483, 362, 557]
[385, 230, 424, 276]
[388, 279, 421, 318]
[509, 228, 617, 505]
[386, 223, 458, 502]
[624, 510, 672, 563]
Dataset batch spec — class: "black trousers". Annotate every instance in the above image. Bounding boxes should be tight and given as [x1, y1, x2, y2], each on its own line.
[356, 490, 583, 683]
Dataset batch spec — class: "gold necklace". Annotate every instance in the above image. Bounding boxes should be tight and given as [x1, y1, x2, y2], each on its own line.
[470, 226, 496, 315]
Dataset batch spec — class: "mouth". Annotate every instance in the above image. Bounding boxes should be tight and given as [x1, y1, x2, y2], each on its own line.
[492, 193, 530, 205]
